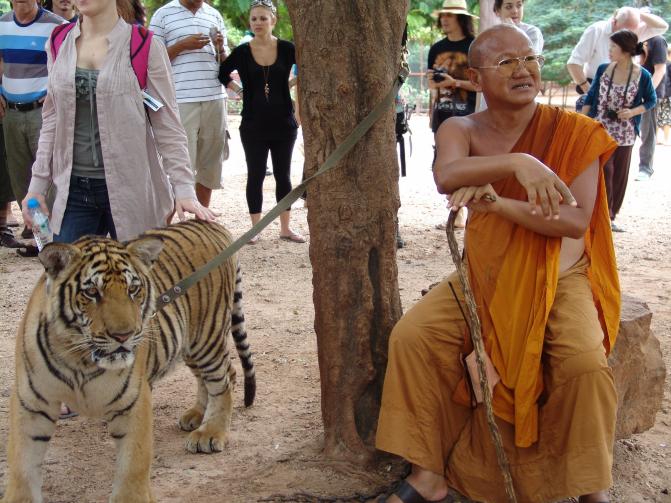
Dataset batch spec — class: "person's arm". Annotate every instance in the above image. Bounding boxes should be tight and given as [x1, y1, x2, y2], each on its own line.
[567, 24, 597, 93]
[453, 160, 599, 238]
[22, 40, 58, 225]
[0, 57, 5, 119]
[144, 38, 214, 221]
[652, 63, 667, 89]
[580, 67, 603, 116]
[218, 47, 240, 86]
[433, 118, 576, 218]
[619, 69, 657, 120]
[637, 11, 669, 42]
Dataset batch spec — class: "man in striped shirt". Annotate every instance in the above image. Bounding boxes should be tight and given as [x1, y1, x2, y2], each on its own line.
[150, 0, 228, 208]
[0, 0, 62, 246]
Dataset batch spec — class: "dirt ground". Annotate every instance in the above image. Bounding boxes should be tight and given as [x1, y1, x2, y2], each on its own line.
[0, 114, 669, 503]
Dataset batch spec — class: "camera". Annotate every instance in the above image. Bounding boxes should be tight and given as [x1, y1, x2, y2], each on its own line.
[605, 109, 619, 121]
[433, 68, 448, 83]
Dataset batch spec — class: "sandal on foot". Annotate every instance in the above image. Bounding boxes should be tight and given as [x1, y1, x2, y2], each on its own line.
[279, 232, 306, 243]
[17, 245, 39, 257]
[0, 227, 23, 248]
[247, 234, 260, 245]
[59, 404, 78, 420]
[379, 480, 451, 503]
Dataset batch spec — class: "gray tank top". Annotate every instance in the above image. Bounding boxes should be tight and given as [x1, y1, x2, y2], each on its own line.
[72, 67, 105, 179]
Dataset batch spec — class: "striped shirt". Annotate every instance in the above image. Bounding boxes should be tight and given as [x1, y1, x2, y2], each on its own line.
[149, 0, 227, 103]
[0, 8, 63, 103]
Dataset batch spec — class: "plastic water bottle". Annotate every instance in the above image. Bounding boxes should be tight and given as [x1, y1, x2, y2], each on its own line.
[27, 198, 52, 251]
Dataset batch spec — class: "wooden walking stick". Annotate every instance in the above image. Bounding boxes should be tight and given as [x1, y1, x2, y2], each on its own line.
[445, 207, 518, 503]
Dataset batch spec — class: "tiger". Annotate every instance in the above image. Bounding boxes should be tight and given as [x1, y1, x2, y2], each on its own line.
[1, 220, 255, 503]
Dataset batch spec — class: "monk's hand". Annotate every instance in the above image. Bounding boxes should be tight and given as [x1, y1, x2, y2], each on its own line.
[447, 184, 498, 212]
[467, 185, 500, 214]
[514, 154, 577, 219]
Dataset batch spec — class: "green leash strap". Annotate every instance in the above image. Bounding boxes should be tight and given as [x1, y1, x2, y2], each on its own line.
[154, 65, 409, 313]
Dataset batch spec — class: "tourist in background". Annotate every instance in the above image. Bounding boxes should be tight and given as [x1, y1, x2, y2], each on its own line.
[22, 0, 214, 245]
[656, 47, 671, 146]
[635, 33, 667, 181]
[567, 6, 667, 111]
[582, 30, 657, 233]
[218, 0, 305, 244]
[150, 0, 228, 208]
[43, 0, 76, 22]
[427, 0, 478, 134]
[0, 0, 63, 257]
[493, 0, 543, 53]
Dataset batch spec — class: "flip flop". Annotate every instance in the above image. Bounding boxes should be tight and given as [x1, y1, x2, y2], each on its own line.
[378, 480, 452, 503]
[21, 226, 33, 239]
[247, 234, 260, 245]
[17, 244, 39, 257]
[279, 232, 306, 243]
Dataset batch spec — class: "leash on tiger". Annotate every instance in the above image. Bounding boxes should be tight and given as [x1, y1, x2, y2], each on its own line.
[150, 29, 517, 503]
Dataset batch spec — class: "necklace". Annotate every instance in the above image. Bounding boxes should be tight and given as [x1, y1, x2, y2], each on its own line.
[262, 65, 270, 102]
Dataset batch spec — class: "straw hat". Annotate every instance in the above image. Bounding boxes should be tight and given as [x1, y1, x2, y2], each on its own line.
[433, 0, 479, 18]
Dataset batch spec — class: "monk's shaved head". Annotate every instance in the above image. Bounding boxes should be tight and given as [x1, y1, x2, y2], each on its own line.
[468, 24, 533, 68]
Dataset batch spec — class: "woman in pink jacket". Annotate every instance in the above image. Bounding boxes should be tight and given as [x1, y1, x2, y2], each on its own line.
[22, 0, 213, 244]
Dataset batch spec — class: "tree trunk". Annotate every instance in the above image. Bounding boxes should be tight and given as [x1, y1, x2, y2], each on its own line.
[478, 0, 497, 31]
[285, 1, 408, 464]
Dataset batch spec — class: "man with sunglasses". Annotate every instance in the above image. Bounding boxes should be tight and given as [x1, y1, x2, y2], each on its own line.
[376, 24, 620, 503]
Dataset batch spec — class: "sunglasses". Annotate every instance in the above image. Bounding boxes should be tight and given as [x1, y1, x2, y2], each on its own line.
[472, 55, 545, 77]
[250, 0, 276, 13]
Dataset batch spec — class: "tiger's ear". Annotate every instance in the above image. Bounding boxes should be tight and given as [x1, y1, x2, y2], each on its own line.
[39, 243, 81, 278]
[126, 237, 164, 267]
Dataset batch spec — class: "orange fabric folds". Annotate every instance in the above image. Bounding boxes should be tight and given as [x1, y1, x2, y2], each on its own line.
[456, 105, 621, 447]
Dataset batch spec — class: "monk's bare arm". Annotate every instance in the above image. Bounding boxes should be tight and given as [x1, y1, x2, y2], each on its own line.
[433, 118, 576, 218]
[493, 160, 599, 238]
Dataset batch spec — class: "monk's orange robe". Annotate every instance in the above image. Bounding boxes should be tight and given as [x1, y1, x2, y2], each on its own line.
[449, 105, 619, 448]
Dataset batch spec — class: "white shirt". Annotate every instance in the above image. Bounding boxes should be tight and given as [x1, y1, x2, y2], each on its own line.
[149, 0, 228, 103]
[519, 22, 544, 55]
[568, 17, 667, 79]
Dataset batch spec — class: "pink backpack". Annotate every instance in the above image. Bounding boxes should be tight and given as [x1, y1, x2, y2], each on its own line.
[50, 22, 153, 90]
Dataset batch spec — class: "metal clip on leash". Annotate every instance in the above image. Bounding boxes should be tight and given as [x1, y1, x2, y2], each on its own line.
[445, 207, 518, 503]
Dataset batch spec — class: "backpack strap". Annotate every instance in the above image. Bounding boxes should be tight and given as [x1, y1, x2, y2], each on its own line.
[50, 22, 76, 62]
[130, 24, 153, 90]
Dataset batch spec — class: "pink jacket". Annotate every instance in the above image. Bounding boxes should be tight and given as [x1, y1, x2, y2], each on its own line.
[29, 18, 196, 241]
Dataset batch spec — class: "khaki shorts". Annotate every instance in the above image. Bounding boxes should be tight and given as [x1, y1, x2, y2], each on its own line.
[178, 99, 227, 190]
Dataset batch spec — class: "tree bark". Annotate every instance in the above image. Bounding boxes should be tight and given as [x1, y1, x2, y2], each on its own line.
[285, 1, 408, 464]
[479, 0, 497, 31]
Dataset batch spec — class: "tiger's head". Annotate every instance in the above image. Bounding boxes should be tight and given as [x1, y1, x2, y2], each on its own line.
[38, 236, 164, 370]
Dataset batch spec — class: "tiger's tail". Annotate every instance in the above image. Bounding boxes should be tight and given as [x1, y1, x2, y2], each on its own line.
[231, 262, 255, 407]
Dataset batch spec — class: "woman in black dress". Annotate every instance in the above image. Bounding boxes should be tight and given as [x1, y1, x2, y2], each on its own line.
[219, 0, 304, 244]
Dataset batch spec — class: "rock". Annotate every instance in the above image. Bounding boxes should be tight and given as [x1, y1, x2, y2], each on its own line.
[608, 295, 667, 440]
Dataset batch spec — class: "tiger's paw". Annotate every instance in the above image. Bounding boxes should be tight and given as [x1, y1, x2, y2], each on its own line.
[109, 487, 155, 503]
[185, 425, 227, 454]
[178, 408, 204, 432]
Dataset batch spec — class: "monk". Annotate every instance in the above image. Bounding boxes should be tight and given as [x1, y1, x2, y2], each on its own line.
[376, 24, 620, 503]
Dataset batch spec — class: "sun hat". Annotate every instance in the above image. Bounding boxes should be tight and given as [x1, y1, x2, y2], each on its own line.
[433, 0, 479, 18]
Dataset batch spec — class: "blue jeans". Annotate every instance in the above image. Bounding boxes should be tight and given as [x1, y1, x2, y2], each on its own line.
[54, 176, 117, 243]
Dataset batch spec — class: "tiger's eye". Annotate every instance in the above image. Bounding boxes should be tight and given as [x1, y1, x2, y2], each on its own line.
[128, 284, 140, 296]
[84, 286, 98, 297]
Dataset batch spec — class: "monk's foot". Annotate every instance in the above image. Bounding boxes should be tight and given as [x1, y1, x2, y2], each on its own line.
[385, 468, 449, 502]
[578, 491, 610, 503]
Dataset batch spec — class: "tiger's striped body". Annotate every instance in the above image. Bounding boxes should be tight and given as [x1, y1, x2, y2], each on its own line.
[2, 220, 255, 503]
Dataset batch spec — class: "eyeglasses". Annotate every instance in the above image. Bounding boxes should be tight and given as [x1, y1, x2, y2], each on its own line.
[472, 55, 545, 76]
[250, 0, 276, 13]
